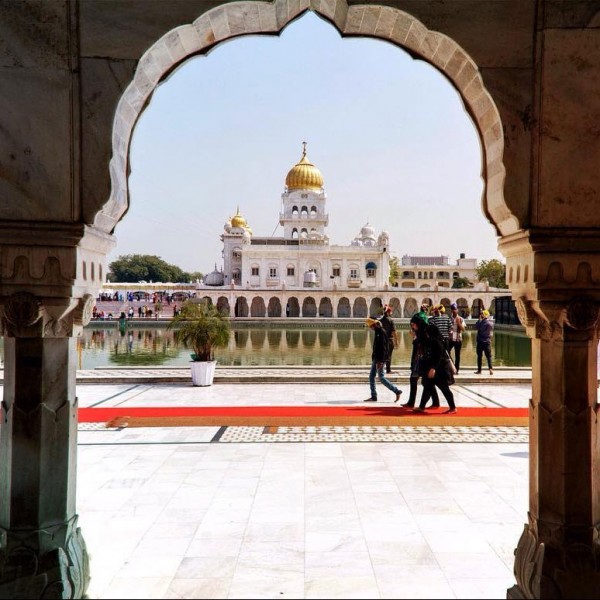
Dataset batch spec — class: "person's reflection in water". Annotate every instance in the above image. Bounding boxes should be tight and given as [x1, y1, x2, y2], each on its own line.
[128, 331, 134, 353]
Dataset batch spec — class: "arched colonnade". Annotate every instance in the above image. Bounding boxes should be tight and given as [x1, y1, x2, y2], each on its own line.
[201, 291, 494, 318]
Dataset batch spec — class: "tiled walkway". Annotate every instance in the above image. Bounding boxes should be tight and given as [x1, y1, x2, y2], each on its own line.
[72, 377, 531, 599]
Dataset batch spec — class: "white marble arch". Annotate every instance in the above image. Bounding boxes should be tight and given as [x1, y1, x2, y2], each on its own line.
[98, 0, 514, 242]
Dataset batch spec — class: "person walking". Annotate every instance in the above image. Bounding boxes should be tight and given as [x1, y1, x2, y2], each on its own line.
[474, 309, 494, 374]
[364, 317, 402, 403]
[402, 314, 440, 408]
[413, 323, 457, 414]
[448, 302, 466, 374]
[429, 304, 453, 350]
[378, 304, 398, 374]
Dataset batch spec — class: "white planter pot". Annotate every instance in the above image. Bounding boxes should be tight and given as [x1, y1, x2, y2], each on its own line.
[190, 360, 217, 386]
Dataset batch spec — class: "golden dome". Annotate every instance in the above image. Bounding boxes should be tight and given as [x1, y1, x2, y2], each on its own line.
[285, 143, 324, 192]
[230, 207, 248, 229]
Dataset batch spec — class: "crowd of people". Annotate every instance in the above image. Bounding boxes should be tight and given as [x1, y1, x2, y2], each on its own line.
[365, 303, 494, 414]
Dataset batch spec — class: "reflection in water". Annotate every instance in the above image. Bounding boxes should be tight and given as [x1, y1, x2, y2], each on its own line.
[302, 330, 317, 348]
[235, 330, 248, 348]
[267, 330, 282, 348]
[250, 329, 266, 349]
[286, 330, 300, 348]
[319, 330, 333, 348]
[59, 326, 535, 369]
[337, 330, 351, 350]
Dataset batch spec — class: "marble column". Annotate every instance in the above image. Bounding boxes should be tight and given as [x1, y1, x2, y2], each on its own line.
[502, 234, 600, 598]
[0, 293, 94, 598]
[0, 225, 113, 598]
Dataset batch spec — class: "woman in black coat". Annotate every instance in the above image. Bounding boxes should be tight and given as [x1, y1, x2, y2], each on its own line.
[413, 323, 457, 414]
[402, 315, 440, 408]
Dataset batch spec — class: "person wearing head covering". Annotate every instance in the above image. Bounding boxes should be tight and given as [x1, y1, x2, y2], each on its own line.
[474, 309, 494, 374]
[413, 323, 457, 414]
[364, 317, 402, 403]
[448, 302, 466, 374]
[402, 315, 440, 408]
[378, 304, 398, 374]
[416, 304, 430, 323]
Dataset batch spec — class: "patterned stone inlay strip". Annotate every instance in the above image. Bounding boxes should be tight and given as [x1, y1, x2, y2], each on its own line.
[217, 425, 529, 443]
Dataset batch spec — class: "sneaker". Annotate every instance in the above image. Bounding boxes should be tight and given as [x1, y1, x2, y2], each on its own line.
[364, 397, 377, 402]
[394, 390, 403, 403]
[444, 408, 458, 414]
[474, 370, 482, 374]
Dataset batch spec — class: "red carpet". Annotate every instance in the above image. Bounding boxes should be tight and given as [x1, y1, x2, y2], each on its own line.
[78, 406, 528, 428]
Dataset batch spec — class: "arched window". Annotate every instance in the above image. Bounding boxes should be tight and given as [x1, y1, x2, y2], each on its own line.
[365, 261, 377, 278]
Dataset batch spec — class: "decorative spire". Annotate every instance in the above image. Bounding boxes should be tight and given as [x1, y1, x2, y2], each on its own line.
[302, 141, 307, 158]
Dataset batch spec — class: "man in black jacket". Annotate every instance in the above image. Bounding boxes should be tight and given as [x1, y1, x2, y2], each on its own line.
[378, 304, 399, 373]
[365, 317, 402, 403]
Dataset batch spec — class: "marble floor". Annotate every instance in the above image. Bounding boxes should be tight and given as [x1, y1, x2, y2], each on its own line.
[73, 381, 530, 599]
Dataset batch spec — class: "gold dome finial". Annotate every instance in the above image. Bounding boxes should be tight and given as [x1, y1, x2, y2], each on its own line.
[285, 142, 324, 191]
[230, 206, 248, 229]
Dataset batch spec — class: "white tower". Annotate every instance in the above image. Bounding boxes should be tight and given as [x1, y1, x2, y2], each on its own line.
[279, 142, 329, 244]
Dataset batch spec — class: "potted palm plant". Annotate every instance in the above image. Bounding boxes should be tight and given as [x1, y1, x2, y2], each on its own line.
[167, 300, 231, 386]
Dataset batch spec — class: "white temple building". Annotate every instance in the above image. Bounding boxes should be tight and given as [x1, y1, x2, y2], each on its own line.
[192, 144, 498, 318]
[218, 143, 390, 291]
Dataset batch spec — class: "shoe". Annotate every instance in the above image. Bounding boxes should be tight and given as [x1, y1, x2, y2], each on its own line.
[444, 408, 457, 414]
[489, 369, 494, 375]
[412, 407, 425, 413]
[364, 397, 377, 402]
[401, 402, 415, 408]
[394, 390, 403, 403]
[474, 370, 482, 374]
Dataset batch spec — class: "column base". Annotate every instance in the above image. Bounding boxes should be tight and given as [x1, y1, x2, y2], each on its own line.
[0, 516, 89, 598]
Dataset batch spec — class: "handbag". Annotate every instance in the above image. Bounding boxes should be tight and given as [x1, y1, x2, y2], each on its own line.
[445, 350, 457, 375]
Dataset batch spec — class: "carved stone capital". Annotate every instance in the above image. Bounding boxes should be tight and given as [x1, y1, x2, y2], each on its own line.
[0, 517, 89, 598]
[514, 297, 564, 341]
[2, 292, 42, 329]
[0, 293, 86, 338]
[565, 295, 599, 330]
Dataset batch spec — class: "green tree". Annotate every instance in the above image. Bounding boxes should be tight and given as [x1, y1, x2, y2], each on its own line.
[452, 276, 471, 289]
[389, 256, 400, 284]
[187, 271, 204, 282]
[476, 259, 508, 289]
[108, 254, 196, 283]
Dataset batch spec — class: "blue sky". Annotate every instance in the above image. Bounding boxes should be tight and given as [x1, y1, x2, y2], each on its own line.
[113, 12, 503, 276]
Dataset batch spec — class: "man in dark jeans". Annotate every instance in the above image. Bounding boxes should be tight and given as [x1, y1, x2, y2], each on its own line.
[364, 317, 402, 403]
[474, 309, 494, 375]
[378, 304, 398, 373]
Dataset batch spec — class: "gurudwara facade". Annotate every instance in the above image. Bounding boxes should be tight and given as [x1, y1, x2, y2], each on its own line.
[198, 145, 495, 318]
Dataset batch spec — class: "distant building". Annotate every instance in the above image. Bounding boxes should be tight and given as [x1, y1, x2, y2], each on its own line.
[189, 144, 498, 318]
[394, 254, 477, 288]
[217, 143, 390, 291]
